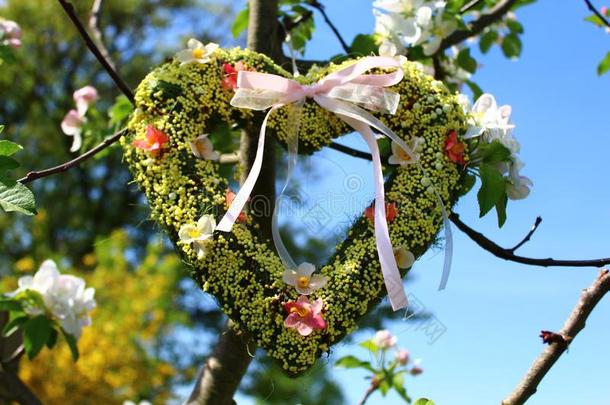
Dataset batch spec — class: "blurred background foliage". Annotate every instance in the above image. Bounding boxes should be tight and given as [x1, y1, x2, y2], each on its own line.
[0, 0, 420, 403]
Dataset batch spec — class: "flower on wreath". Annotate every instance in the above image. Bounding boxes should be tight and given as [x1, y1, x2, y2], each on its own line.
[365, 202, 398, 222]
[225, 189, 246, 223]
[11, 260, 96, 338]
[444, 130, 466, 165]
[189, 134, 219, 161]
[388, 137, 423, 166]
[178, 214, 216, 259]
[282, 262, 327, 295]
[284, 295, 326, 336]
[373, 329, 397, 349]
[221, 61, 252, 90]
[133, 125, 170, 157]
[175, 38, 218, 66]
[393, 246, 415, 269]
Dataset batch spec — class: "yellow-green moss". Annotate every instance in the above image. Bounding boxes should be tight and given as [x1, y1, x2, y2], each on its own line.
[121, 47, 468, 375]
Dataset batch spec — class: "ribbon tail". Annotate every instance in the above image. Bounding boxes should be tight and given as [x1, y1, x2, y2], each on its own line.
[271, 103, 303, 270]
[342, 116, 408, 311]
[438, 199, 453, 290]
[217, 105, 281, 232]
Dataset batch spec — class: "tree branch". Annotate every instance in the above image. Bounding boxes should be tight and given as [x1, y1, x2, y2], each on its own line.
[328, 142, 373, 161]
[57, 0, 134, 104]
[185, 320, 255, 405]
[439, 0, 519, 52]
[450, 213, 610, 268]
[18, 129, 126, 185]
[88, 0, 116, 70]
[584, 0, 610, 29]
[0, 367, 43, 405]
[502, 269, 610, 405]
[306, 0, 351, 54]
[508, 216, 542, 253]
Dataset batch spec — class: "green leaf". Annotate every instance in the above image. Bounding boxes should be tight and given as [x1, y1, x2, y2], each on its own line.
[231, 6, 249, 38]
[458, 173, 476, 196]
[414, 399, 436, 405]
[359, 339, 379, 354]
[0, 178, 37, 215]
[0, 125, 4, 134]
[0, 140, 23, 156]
[108, 96, 134, 127]
[3, 312, 28, 336]
[0, 46, 16, 64]
[456, 48, 477, 74]
[597, 51, 610, 76]
[501, 34, 522, 59]
[351, 34, 378, 56]
[479, 30, 498, 54]
[585, 14, 606, 27]
[0, 156, 19, 172]
[46, 328, 58, 349]
[465, 80, 483, 100]
[496, 192, 508, 227]
[335, 355, 375, 372]
[0, 298, 23, 312]
[480, 140, 512, 164]
[391, 373, 411, 403]
[506, 19, 524, 34]
[477, 164, 506, 217]
[62, 329, 79, 361]
[378, 378, 391, 396]
[23, 315, 52, 359]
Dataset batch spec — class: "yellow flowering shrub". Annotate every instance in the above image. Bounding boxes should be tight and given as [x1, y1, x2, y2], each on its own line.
[122, 47, 468, 374]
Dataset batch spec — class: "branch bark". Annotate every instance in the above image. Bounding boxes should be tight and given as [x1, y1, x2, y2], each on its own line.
[186, 1, 283, 403]
[502, 269, 610, 405]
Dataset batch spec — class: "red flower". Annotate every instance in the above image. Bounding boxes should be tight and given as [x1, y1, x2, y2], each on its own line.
[365, 202, 398, 223]
[225, 189, 246, 223]
[284, 296, 326, 336]
[444, 131, 466, 165]
[133, 125, 169, 156]
[221, 61, 249, 91]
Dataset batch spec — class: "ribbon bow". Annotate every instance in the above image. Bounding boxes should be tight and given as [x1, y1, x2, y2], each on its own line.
[217, 56, 424, 311]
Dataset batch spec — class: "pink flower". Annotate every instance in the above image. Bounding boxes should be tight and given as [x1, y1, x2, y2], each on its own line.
[73, 86, 98, 116]
[61, 109, 84, 152]
[133, 125, 170, 156]
[364, 202, 398, 223]
[411, 359, 424, 375]
[373, 329, 397, 349]
[601, 6, 608, 15]
[221, 61, 250, 90]
[396, 349, 410, 365]
[444, 130, 466, 165]
[225, 189, 246, 223]
[0, 20, 22, 49]
[284, 296, 326, 336]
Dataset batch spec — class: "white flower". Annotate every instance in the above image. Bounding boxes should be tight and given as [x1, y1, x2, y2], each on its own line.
[61, 109, 84, 152]
[378, 40, 408, 65]
[388, 137, 423, 166]
[13, 260, 96, 338]
[393, 246, 415, 269]
[421, 8, 458, 55]
[0, 20, 22, 48]
[282, 262, 327, 295]
[373, 329, 397, 349]
[73, 86, 98, 116]
[506, 175, 532, 200]
[175, 39, 218, 66]
[178, 214, 216, 259]
[464, 93, 515, 140]
[189, 134, 219, 161]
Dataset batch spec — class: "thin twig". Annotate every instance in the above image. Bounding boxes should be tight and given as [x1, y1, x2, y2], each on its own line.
[440, 0, 519, 52]
[328, 142, 373, 161]
[57, 0, 135, 104]
[502, 269, 610, 405]
[508, 216, 542, 253]
[306, 0, 351, 54]
[88, 0, 116, 70]
[450, 213, 610, 268]
[18, 129, 126, 184]
[358, 379, 379, 405]
[0, 366, 43, 405]
[584, 0, 610, 29]
[460, 0, 484, 14]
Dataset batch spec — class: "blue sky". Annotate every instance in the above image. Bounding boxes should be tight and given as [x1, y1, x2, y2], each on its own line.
[229, 1, 610, 404]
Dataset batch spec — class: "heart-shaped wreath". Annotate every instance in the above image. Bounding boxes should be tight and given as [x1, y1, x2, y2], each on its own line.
[121, 45, 468, 375]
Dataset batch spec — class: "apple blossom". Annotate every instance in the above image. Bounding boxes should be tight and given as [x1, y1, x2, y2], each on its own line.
[388, 137, 423, 166]
[396, 348, 410, 365]
[373, 329, 397, 349]
[188, 134, 219, 161]
[61, 109, 84, 152]
[282, 262, 327, 295]
[175, 39, 218, 66]
[73, 85, 98, 116]
[0, 19, 22, 49]
[178, 214, 216, 259]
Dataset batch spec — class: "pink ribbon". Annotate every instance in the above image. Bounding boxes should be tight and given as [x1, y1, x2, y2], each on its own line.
[217, 56, 418, 310]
